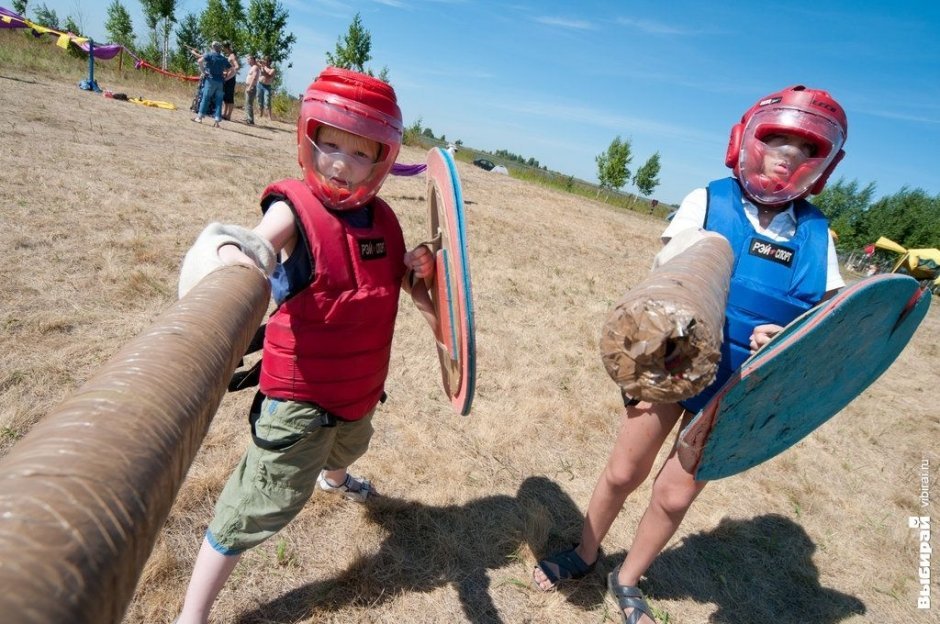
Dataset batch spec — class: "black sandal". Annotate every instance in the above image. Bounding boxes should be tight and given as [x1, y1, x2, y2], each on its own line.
[607, 565, 657, 623]
[533, 545, 597, 591]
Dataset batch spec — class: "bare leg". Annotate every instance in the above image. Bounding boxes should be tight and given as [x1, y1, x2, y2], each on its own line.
[615, 412, 708, 623]
[321, 468, 348, 484]
[533, 402, 684, 590]
[176, 537, 242, 624]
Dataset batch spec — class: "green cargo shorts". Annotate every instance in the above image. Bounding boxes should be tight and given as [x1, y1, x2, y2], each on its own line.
[206, 397, 375, 554]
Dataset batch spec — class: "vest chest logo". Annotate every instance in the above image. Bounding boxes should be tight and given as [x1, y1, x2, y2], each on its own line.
[357, 237, 387, 260]
[749, 239, 795, 267]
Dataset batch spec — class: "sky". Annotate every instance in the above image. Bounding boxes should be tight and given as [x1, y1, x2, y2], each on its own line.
[25, 0, 940, 206]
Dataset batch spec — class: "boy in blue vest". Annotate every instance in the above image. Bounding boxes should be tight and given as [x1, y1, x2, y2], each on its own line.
[175, 68, 434, 624]
[533, 86, 848, 624]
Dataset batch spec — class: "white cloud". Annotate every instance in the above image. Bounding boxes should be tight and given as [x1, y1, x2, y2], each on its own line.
[534, 16, 595, 30]
[858, 108, 940, 125]
[614, 17, 701, 36]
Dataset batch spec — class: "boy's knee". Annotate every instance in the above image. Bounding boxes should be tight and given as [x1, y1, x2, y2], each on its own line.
[605, 462, 652, 492]
[650, 479, 700, 515]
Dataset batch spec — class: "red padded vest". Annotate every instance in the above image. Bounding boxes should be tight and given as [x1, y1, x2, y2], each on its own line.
[258, 179, 406, 420]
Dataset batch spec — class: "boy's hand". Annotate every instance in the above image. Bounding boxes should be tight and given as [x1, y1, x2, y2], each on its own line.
[405, 245, 435, 280]
[749, 324, 784, 353]
[218, 242, 255, 268]
[178, 223, 276, 299]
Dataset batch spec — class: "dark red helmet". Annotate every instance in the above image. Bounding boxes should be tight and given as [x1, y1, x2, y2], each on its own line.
[297, 68, 403, 210]
[725, 85, 847, 205]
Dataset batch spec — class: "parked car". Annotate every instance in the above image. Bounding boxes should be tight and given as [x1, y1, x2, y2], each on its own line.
[472, 158, 496, 171]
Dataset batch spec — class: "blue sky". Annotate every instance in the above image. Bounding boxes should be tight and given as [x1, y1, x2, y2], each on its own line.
[27, 0, 940, 206]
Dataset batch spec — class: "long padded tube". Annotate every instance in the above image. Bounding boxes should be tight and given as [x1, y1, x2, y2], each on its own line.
[0, 265, 270, 624]
[600, 236, 734, 403]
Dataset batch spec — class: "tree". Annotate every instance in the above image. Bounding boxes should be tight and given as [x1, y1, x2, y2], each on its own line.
[12, 1, 28, 16]
[140, 0, 176, 69]
[245, 0, 295, 67]
[813, 179, 940, 253]
[632, 152, 661, 197]
[62, 14, 80, 34]
[32, 3, 59, 29]
[596, 136, 632, 196]
[200, 0, 245, 52]
[61, 15, 88, 58]
[813, 178, 877, 250]
[105, 1, 135, 51]
[171, 13, 203, 73]
[326, 12, 372, 73]
[861, 188, 940, 250]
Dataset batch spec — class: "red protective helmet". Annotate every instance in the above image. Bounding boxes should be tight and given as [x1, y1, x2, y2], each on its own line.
[297, 67, 403, 210]
[725, 85, 847, 206]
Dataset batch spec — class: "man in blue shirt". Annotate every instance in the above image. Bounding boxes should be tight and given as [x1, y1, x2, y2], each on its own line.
[193, 41, 232, 127]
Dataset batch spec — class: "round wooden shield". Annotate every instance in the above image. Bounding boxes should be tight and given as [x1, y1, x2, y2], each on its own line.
[425, 148, 476, 415]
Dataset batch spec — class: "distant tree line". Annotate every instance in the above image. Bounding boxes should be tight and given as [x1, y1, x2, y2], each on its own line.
[814, 179, 940, 252]
[491, 149, 545, 170]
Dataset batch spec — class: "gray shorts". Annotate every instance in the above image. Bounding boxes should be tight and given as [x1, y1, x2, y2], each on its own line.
[207, 397, 375, 554]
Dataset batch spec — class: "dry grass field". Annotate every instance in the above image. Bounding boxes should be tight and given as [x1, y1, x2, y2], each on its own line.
[1, 33, 937, 624]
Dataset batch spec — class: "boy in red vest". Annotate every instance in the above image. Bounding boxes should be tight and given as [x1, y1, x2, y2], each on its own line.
[175, 68, 434, 624]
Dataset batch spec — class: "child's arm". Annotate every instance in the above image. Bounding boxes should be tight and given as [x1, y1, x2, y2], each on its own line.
[402, 244, 439, 335]
[401, 244, 434, 295]
[178, 202, 296, 298]
[221, 200, 296, 264]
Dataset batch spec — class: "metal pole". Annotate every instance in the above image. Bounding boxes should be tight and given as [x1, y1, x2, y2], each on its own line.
[88, 38, 95, 87]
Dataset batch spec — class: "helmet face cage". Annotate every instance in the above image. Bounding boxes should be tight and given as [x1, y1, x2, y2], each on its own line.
[727, 86, 847, 205]
[738, 107, 845, 205]
[297, 87, 402, 210]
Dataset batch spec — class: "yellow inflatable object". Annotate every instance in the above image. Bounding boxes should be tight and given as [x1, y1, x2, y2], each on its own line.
[128, 97, 177, 110]
[874, 236, 940, 284]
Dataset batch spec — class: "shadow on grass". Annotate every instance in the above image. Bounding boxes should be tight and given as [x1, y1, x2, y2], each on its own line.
[0, 74, 41, 84]
[234, 475, 585, 624]
[636, 513, 866, 623]
[233, 489, 863, 624]
[245, 120, 294, 134]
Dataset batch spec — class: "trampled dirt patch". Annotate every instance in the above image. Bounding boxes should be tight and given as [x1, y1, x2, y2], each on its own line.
[0, 68, 937, 624]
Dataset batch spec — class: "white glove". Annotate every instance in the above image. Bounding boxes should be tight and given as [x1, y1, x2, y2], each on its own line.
[178, 222, 277, 298]
[652, 228, 726, 270]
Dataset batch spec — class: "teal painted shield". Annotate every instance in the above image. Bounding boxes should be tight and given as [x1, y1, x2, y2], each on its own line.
[678, 274, 931, 480]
